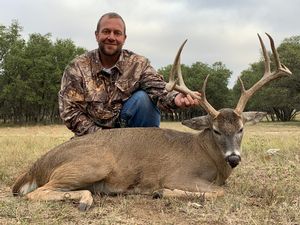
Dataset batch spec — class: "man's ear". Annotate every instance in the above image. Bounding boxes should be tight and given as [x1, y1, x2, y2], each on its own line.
[242, 111, 267, 124]
[95, 31, 100, 42]
[182, 115, 210, 131]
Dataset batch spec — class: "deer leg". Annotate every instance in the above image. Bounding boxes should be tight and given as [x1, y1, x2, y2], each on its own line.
[26, 184, 93, 211]
[24, 162, 113, 211]
[152, 187, 224, 200]
[155, 177, 225, 200]
[25, 159, 114, 211]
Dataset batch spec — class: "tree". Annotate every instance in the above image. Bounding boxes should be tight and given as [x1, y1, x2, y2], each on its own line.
[277, 36, 300, 114]
[0, 21, 86, 124]
[0, 20, 22, 62]
[0, 21, 26, 122]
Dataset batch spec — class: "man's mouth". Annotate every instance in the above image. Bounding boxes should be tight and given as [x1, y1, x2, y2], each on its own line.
[104, 43, 117, 46]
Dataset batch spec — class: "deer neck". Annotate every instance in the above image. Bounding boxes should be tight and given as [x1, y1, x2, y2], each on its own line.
[198, 129, 232, 184]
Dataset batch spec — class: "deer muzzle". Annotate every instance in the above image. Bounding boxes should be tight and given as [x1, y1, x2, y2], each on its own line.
[226, 154, 241, 168]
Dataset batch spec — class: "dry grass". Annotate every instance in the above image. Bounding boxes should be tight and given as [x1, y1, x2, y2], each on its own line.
[0, 122, 299, 225]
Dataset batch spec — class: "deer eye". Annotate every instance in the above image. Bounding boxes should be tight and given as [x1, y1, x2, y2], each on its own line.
[213, 129, 221, 135]
[238, 128, 244, 133]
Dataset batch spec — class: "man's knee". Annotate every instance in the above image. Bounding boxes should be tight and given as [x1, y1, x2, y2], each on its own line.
[120, 90, 160, 127]
[131, 90, 152, 107]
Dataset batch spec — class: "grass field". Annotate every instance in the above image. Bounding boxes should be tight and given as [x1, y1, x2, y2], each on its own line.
[0, 122, 299, 225]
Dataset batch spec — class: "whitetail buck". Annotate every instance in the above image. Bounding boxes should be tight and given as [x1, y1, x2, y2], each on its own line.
[12, 34, 292, 211]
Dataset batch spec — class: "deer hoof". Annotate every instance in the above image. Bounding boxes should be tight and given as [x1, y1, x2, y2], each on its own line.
[78, 202, 92, 211]
[152, 190, 163, 199]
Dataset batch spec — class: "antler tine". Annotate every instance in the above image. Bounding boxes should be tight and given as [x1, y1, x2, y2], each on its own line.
[266, 32, 292, 74]
[200, 75, 220, 118]
[173, 39, 187, 88]
[266, 33, 281, 70]
[258, 33, 271, 74]
[234, 33, 292, 115]
[165, 39, 187, 92]
[165, 40, 201, 100]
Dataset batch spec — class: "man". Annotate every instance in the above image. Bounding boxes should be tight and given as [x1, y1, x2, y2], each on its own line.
[59, 12, 200, 136]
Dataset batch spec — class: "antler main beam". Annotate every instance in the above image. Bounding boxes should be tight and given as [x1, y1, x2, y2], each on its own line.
[165, 40, 200, 100]
[234, 33, 292, 115]
[166, 40, 219, 118]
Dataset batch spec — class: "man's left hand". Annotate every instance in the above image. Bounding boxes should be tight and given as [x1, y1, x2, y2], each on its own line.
[174, 92, 201, 108]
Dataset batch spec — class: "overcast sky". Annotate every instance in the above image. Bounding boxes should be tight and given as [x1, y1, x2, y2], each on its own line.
[1, 0, 299, 87]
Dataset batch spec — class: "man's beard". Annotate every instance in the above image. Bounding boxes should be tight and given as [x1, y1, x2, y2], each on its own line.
[98, 42, 121, 56]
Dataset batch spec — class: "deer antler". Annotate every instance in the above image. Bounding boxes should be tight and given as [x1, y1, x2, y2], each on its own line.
[166, 40, 220, 118]
[234, 33, 292, 115]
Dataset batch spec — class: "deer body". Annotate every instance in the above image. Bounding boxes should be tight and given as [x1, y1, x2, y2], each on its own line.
[13, 123, 233, 207]
[12, 34, 292, 211]
[13, 109, 264, 211]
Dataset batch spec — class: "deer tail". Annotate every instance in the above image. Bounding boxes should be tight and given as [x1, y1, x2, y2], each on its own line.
[12, 172, 37, 196]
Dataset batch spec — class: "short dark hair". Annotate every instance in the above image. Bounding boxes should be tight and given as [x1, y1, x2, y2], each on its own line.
[96, 12, 126, 35]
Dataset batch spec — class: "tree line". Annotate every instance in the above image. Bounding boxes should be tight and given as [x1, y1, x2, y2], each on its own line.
[0, 21, 299, 124]
[0, 21, 85, 123]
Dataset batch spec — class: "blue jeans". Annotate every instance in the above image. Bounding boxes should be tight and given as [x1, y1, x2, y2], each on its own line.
[119, 90, 160, 127]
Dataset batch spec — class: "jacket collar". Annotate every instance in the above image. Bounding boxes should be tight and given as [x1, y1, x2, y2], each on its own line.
[91, 49, 125, 77]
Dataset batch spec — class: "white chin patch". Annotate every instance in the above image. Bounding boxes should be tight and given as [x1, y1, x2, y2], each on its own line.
[225, 150, 241, 157]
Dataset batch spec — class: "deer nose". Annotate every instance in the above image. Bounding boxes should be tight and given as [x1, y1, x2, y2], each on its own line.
[226, 154, 241, 168]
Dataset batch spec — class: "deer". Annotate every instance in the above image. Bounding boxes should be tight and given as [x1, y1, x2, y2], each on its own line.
[12, 33, 292, 211]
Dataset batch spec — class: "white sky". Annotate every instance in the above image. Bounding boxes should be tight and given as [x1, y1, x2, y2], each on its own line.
[1, 0, 299, 87]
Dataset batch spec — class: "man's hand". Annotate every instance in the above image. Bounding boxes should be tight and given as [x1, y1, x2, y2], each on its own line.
[174, 92, 201, 108]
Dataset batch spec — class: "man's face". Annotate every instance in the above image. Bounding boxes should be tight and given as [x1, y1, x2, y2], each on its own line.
[95, 16, 126, 57]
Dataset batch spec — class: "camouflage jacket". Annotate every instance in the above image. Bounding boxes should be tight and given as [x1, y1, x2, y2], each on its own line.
[59, 49, 178, 136]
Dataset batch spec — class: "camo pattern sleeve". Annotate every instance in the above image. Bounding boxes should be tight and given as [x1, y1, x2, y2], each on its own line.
[58, 56, 102, 136]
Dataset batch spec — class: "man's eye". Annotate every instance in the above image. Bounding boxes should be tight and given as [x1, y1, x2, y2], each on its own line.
[114, 31, 123, 36]
[102, 30, 110, 35]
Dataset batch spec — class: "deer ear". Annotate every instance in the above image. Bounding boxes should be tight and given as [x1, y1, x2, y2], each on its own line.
[242, 111, 267, 124]
[182, 115, 210, 130]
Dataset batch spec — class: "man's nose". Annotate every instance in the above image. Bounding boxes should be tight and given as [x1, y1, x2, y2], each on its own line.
[107, 32, 116, 40]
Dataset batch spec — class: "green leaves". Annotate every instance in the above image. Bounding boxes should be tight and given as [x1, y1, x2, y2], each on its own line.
[0, 21, 86, 123]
